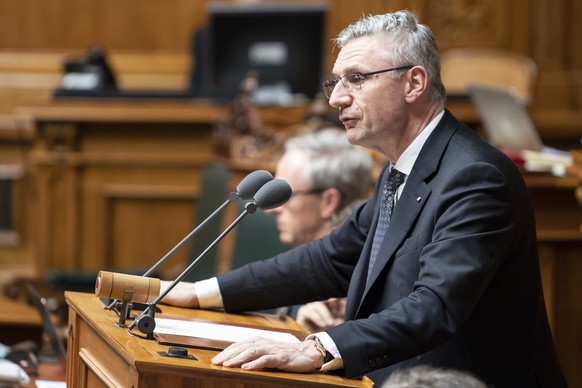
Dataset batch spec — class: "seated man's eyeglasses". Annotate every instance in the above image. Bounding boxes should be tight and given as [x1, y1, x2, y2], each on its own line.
[290, 187, 331, 198]
[321, 65, 414, 99]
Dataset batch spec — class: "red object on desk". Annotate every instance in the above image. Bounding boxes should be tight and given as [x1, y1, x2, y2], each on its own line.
[501, 148, 525, 170]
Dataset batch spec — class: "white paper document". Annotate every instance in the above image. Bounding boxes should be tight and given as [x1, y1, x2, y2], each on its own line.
[154, 317, 300, 344]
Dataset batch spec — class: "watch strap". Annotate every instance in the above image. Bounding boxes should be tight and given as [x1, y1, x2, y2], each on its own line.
[313, 336, 334, 364]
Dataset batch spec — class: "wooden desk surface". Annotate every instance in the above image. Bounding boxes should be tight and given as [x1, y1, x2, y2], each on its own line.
[522, 172, 582, 241]
[15, 99, 230, 125]
[14, 99, 312, 134]
[0, 295, 42, 326]
[65, 292, 373, 387]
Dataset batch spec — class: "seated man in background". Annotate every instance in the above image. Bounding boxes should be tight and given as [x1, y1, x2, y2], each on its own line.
[269, 128, 374, 331]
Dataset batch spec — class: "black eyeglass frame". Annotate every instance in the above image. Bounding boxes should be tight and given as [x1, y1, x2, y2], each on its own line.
[321, 65, 414, 99]
[290, 187, 331, 198]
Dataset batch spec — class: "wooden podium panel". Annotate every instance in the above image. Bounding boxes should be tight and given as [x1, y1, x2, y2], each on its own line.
[16, 100, 227, 276]
[65, 292, 373, 387]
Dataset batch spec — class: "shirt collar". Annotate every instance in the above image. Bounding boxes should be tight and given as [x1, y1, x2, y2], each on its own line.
[393, 109, 445, 176]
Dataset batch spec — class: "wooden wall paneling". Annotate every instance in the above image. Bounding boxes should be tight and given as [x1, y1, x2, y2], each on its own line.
[101, 183, 198, 274]
[110, 52, 191, 90]
[0, 0, 207, 51]
[73, 137, 212, 272]
[0, 160, 24, 244]
[554, 242, 582, 388]
[29, 121, 82, 274]
[425, 0, 508, 49]
[525, 175, 582, 240]
[0, 215, 33, 283]
[529, 0, 582, 111]
[565, 0, 582, 112]
[21, 101, 222, 275]
[534, 70, 575, 110]
[310, 0, 359, 73]
[531, 0, 568, 69]
[0, 0, 65, 49]
[570, 0, 582, 67]
[32, 156, 81, 274]
[0, 159, 34, 287]
[508, 0, 535, 54]
[32, 156, 210, 274]
[8, 174, 26, 246]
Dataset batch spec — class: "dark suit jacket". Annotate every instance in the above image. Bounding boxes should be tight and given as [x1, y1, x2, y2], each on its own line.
[218, 110, 566, 387]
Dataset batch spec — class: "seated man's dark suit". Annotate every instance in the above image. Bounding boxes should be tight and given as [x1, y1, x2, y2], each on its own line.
[217, 110, 566, 388]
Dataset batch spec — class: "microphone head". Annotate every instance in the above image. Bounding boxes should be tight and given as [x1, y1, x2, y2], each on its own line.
[253, 179, 292, 210]
[236, 170, 273, 200]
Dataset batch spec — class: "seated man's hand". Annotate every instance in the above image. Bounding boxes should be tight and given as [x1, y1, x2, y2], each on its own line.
[296, 298, 346, 332]
[159, 280, 200, 308]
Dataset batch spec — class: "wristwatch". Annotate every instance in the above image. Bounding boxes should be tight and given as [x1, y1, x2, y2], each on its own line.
[312, 336, 334, 364]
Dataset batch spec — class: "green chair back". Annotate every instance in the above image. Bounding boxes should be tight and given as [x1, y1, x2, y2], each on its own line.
[183, 163, 231, 282]
[230, 202, 291, 269]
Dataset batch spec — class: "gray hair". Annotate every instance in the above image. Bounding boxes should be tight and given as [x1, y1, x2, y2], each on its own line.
[335, 11, 446, 104]
[284, 128, 373, 226]
[382, 365, 488, 388]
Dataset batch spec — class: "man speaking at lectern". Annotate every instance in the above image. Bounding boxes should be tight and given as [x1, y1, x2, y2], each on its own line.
[161, 11, 566, 387]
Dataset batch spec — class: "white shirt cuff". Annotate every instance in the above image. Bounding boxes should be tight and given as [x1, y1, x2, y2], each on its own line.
[306, 332, 344, 371]
[195, 277, 224, 309]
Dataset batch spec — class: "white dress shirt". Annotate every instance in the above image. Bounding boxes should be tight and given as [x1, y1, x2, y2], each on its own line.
[194, 110, 444, 370]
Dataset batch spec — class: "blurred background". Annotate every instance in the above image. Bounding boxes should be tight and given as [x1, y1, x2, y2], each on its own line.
[0, 0, 580, 386]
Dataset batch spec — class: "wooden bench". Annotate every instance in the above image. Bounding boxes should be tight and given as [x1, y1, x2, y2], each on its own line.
[0, 50, 192, 118]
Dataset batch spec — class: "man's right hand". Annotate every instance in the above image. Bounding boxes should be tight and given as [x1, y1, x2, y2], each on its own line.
[159, 280, 200, 308]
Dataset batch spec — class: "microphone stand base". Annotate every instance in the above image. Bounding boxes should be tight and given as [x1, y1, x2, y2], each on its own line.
[133, 304, 157, 340]
[115, 290, 134, 328]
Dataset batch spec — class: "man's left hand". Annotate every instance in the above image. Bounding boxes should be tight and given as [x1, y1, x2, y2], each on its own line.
[211, 337, 324, 372]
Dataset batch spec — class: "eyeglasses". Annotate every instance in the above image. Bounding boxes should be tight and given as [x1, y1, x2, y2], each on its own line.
[290, 187, 330, 198]
[321, 65, 414, 99]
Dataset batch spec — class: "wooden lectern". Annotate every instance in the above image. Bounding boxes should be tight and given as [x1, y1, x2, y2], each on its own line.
[65, 292, 373, 387]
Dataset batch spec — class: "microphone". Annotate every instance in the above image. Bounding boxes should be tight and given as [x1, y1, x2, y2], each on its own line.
[104, 169, 273, 313]
[128, 178, 292, 338]
[245, 178, 294, 213]
[142, 169, 273, 277]
[233, 169, 275, 200]
[96, 271, 160, 304]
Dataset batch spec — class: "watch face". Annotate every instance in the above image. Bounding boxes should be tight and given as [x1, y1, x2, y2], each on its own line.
[314, 337, 334, 363]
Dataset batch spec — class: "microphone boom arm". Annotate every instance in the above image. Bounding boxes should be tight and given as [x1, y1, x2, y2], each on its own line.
[154, 206, 251, 305]
[127, 178, 291, 339]
[105, 193, 238, 311]
[143, 194, 238, 277]
[129, 205, 254, 337]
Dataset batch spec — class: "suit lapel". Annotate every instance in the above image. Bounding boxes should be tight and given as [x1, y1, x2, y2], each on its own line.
[363, 174, 430, 291]
[349, 110, 460, 318]
[345, 165, 390, 318]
